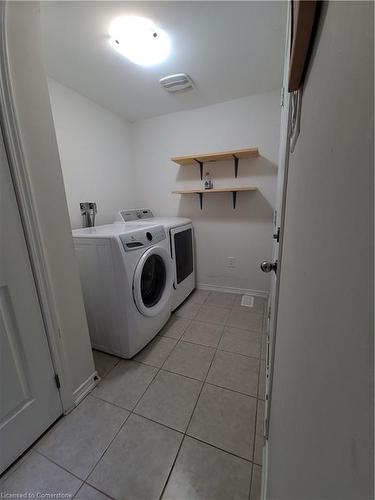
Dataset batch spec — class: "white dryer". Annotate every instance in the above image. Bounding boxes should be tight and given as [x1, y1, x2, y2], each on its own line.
[72, 223, 173, 358]
[115, 209, 195, 310]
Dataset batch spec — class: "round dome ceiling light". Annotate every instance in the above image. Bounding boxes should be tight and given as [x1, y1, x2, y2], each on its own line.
[109, 16, 171, 67]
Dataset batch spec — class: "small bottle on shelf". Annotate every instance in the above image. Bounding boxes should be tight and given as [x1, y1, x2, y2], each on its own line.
[203, 172, 213, 190]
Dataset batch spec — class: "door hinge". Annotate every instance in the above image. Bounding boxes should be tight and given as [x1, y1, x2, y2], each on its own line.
[268, 306, 271, 319]
[280, 87, 285, 107]
[54, 374, 61, 389]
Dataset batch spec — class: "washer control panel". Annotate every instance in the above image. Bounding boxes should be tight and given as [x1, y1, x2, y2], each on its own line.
[117, 208, 154, 222]
[119, 225, 165, 252]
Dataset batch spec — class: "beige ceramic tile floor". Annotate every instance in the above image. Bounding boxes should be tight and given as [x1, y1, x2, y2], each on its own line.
[0, 290, 267, 500]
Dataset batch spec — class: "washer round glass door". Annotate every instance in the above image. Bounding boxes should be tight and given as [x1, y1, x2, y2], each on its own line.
[133, 246, 173, 317]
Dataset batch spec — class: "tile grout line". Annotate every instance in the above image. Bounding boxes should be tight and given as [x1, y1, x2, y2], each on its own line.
[71, 482, 85, 499]
[130, 409, 259, 466]
[95, 318, 264, 406]
[143, 297, 250, 500]
[94, 354, 121, 382]
[157, 300, 226, 500]
[73, 472, 117, 500]
[185, 435, 256, 464]
[83, 326, 192, 495]
[82, 410, 131, 492]
[81, 402, 132, 482]
[91, 368, 262, 411]
[72, 481, 99, 500]
[34, 449, 80, 478]
[75, 317, 194, 496]
[93, 314, 263, 405]
[91, 294, 266, 496]
[248, 296, 268, 500]
[85, 316, 196, 498]
[160, 358, 260, 392]
[1, 447, 86, 498]
[2, 292, 265, 498]
[24, 292, 266, 499]
[81, 482, 115, 500]
[177, 337, 262, 359]
[190, 293, 262, 495]
[163, 294, 266, 499]
[248, 346, 262, 500]
[203, 380, 259, 400]
[160, 297, 265, 500]
[0, 418, 66, 485]
[132, 323, 191, 411]
[159, 292, 265, 494]
[100, 293, 266, 498]
[72, 481, 114, 500]
[98, 315, 195, 500]
[226, 297, 260, 499]
[228, 293, 263, 500]
[176, 302, 264, 327]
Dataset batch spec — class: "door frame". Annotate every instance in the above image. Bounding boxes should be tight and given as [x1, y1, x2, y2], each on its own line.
[261, 3, 293, 498]
[0, 2, 71, 412]
[265, 10, 293, 440]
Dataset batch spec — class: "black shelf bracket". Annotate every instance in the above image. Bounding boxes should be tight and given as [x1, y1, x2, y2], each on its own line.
[195, 160, 204, 180]
[232, 191, 237, 209]
[197, 192, 203, 209]
[233, 155, 239, 178]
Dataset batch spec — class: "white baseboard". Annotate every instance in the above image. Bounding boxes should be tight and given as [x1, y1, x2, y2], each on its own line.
[71, 371, 99, 410]
[197, 283, 269, 299]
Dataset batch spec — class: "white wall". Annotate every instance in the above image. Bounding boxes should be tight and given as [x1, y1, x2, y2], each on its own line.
[267, 1, 373, 498]
[6, 1, 95, 411]
[132, 92, 280, 294]
[47, 78, 135, 229]
[48, 84, 280, 294]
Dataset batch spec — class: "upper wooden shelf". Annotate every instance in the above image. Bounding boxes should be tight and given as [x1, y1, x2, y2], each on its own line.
[171, 147, 259, 179]
[171, 147, 259, 166]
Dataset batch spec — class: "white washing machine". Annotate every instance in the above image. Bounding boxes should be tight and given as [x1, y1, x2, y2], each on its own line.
[115, 209, 195, 310]
[72, 223, 173, 358]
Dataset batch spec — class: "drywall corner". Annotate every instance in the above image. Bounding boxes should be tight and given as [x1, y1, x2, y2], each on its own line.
[47, 77, 136, 229]
[5, 1, 95, 411]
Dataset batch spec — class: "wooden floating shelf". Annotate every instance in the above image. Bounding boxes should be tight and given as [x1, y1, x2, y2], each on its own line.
[171, 148, 259, 165]
[172, 187, 258, 194]
[172, 187, 257, 209]
[171, 147, 259, 179]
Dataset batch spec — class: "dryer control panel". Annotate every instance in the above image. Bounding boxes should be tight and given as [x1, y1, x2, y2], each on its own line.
[119, 225, 166, 252]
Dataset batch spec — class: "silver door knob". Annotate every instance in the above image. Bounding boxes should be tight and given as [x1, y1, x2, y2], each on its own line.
[261, 261, 277, 273]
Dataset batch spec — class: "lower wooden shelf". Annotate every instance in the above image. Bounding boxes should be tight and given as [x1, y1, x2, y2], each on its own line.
[172, 187, 257, 209]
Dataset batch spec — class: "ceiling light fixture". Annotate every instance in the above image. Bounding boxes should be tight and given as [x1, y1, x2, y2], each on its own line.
[109, 16, 171, 67]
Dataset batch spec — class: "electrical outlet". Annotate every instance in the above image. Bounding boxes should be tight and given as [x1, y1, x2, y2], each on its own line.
[227, 256, 236, 269]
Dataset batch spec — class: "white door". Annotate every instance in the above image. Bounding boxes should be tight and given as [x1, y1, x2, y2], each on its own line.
[0, 132, 62, 473]
[261, 5, 292, 439]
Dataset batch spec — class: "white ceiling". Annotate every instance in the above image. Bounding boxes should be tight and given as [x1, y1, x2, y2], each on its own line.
[41, 1, 287, 122]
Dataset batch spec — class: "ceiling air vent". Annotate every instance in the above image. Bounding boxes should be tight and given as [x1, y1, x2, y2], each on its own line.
[159, 73, 194, 92]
